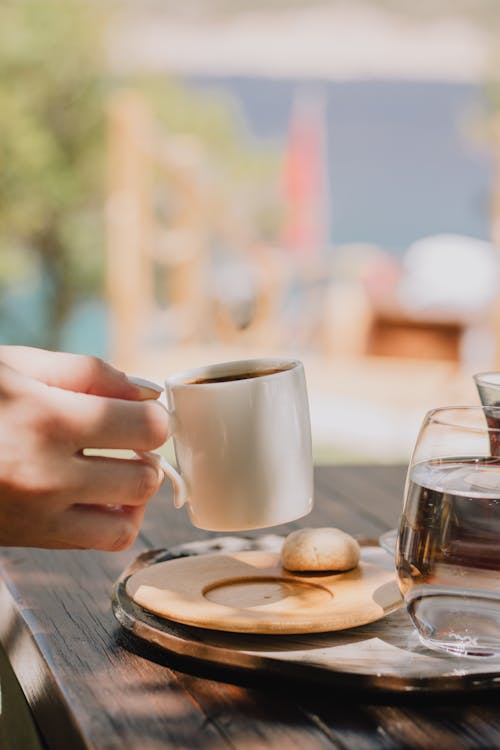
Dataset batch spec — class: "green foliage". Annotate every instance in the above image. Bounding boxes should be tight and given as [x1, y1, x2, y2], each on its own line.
[0, 0, 106, 328]
[0, 0, 280, 348]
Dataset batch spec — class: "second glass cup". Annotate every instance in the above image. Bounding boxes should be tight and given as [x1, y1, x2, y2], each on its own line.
[397, 406, 500, 657]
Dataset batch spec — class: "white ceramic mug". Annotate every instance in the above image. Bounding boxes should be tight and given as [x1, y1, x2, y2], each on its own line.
[139, 358, 314, 531]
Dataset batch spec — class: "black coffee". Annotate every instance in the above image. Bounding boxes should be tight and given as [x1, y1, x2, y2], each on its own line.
[190, 367, 290, 385]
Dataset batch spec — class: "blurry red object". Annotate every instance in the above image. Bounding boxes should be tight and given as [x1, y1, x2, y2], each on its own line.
[281, 89, 330, 263]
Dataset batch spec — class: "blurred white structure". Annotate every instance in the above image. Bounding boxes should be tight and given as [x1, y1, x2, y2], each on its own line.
[397, 234, 500, 318]
[109, 5, 492, 83]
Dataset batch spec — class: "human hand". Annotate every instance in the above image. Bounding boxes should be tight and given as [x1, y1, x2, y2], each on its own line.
[0, 345, 164, 399]
[0, 347, 168, 550]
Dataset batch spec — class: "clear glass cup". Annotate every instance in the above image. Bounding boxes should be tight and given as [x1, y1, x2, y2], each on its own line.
[474, 372, 500, 456]
[397, 406, 500, 657]
[474, 371, 500, 410]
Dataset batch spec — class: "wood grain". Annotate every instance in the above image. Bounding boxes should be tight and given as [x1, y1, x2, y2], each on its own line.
[3, 465, 500, 750]
[126, 548, 400, 634]
[115, 539, 500, 694]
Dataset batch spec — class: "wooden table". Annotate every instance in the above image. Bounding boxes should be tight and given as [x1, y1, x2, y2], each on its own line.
[1, 465, 500, 750]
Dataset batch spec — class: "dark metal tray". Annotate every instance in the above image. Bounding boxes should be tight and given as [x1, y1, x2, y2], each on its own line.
[113, 535, 500, 693]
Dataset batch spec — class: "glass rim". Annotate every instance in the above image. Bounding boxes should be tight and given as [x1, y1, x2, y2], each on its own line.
[473, 371, 500, 386]
[426, 405, 500, 433]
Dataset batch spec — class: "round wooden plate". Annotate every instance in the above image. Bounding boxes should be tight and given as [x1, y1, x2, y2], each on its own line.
[126, 547, 401, 634]
[114, 536, 500, 692]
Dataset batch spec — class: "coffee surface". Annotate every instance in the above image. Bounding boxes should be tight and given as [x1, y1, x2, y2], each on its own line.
[189, 367, 290, 385]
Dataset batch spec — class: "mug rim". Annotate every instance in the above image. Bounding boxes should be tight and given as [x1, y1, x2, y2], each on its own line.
[427, 405, 500, 433]
[165, 357, 302, 387]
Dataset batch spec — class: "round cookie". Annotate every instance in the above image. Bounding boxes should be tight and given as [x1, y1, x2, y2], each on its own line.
[281, 527, 360, 572]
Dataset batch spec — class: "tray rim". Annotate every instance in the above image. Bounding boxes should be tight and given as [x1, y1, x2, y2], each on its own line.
[112, 536, 500, 694]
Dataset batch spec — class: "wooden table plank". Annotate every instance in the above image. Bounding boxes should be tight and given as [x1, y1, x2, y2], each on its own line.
[314, 466, 404, 531]
[291, 468, 500, 750]
[133, 465, 405, 750]
[136, 468, 357, 750]
[3, 468, 369, 750]
[0, 546, 230, 750]
[170, 673, 338, 750]
[2, 464, 500, 750]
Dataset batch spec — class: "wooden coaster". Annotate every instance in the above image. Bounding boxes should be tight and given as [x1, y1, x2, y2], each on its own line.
[126, 549, 401, 634]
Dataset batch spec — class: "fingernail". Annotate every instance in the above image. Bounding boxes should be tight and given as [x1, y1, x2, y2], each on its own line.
[127, 375, 164, 399]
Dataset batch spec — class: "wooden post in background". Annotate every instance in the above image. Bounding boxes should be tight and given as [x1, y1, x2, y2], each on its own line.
[492, 117, 500, 248]
[491, 116, 500, 368]
[153, 136, 209, 343]
[106, 91, 153, 370]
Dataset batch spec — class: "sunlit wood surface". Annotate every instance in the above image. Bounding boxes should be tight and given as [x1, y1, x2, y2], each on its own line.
[2, 466, 500, 749]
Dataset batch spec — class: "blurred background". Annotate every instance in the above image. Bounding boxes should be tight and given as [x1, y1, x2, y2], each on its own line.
[1, 0, 500, 463]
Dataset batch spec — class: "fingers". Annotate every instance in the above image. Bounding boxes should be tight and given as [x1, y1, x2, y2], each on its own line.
[67, 454, 164, 507]
[0, 346, 162, 400]
[45, 388, 169, 450]
[0, 452, 161, 549]
[40, 504, 147, 550]
[56, 456, 160, 550]
[0, 349, 168, 551]
[8, 457, 160, 549]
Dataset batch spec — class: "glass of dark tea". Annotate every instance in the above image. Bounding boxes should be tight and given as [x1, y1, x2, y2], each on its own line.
[474, 372, 500, 455]
[397, 406, 500, 657]
[474, 371, 500, 409]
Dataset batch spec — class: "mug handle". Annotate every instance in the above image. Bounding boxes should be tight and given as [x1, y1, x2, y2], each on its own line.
[135, 450, 188, 510]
